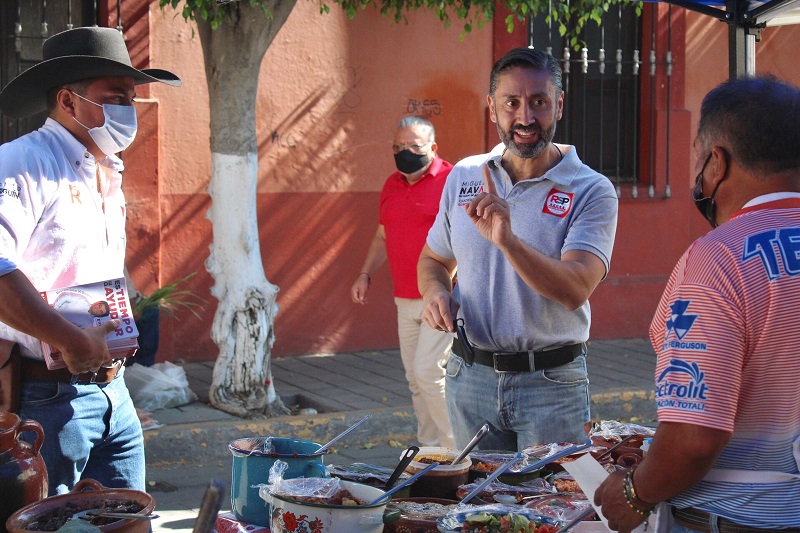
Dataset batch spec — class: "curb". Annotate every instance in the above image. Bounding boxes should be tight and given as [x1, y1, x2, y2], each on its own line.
[144, 406, 418, 466]
[590, 389, 656, 424]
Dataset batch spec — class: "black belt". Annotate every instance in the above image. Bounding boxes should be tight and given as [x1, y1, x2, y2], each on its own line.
[673, 507, 800, 533]
[452, 341, 583, 373]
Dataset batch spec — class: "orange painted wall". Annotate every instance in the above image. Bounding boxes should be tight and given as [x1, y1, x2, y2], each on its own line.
[131, 2, 800, 361]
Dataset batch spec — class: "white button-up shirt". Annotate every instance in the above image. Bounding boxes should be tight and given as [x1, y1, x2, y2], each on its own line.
[0, 118, 127, 357]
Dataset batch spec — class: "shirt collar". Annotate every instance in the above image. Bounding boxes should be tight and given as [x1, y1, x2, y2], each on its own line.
[742, 192, 800, 208]
[486, 142, 578, 186]
[41, 117, 124, 172]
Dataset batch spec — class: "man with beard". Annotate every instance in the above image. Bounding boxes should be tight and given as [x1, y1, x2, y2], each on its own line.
[418, 48, 618, 450]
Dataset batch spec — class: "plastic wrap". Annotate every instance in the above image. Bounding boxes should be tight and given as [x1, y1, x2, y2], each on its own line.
[438, 504, 559, 533]
[588, 420, 655, 441]
[455, 477, 555, 504]
[258, 460, 344, 503]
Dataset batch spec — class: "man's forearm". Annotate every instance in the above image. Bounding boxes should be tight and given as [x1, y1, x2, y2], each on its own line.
[633, 422, 730, 504]
[0, 269, 87, 354]
[418, 255, 453, 297]
[499, 236, 606, 310]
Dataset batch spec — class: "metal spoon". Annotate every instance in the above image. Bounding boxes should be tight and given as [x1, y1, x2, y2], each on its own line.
[368, 461, 440, 505]
[494, 491, 571, 505]
[460, 451, 523, 504]
[385, 445, 419, 489]
[314, 414, 371, 453]
[516, 439, 594, 475]
[71, 510, 160, 522]
[594, 434, 636, 461]
[452, 423, 490, 466]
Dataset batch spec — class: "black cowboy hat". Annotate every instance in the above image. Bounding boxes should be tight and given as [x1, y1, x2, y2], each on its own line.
[0, 26, 181, 118]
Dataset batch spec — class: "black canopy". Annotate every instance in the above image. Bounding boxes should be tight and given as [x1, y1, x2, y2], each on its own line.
[655, 0, 800, 76]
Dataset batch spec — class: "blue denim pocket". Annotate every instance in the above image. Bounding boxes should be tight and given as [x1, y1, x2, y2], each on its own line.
[445, 351, 463, 378]
[541, 355, 588, 385]
[20, 380, 73, 407]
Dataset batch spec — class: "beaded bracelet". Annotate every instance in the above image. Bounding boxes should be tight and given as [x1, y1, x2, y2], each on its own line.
[623, 469, 654, 518]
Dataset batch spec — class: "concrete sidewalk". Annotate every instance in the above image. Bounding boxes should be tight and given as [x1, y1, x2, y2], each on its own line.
[141, 338, 658, 532]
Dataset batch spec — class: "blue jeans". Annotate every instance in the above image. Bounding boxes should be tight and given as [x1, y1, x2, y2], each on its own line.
[444, 350, 590, 451]
[18, 366, 145, 495]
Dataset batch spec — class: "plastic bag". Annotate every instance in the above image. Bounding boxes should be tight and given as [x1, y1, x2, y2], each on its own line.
[588, 420, 656, 441]
[258, 460, 343, 504]
[123, 361, 198, 411]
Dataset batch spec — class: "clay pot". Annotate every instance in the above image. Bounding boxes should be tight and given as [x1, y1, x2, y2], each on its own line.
[0, 411, 48, 533]
[383, 497, 459, 533]
[5, 479, 155, 533]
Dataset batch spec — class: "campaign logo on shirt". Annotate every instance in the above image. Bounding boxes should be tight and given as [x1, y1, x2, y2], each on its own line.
[542, 188, 574, 217]
[0, 182, 20, 200]
[458, 180, 484, 206]
[661, 300, 707, 351]
[655, 358, 709, 411]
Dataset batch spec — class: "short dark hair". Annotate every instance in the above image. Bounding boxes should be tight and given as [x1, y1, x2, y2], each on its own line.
[397, 116, 435, 141]
[698, 76, 800, 177]
[489, 48, 563, 97]
[45, 79, 93, 113]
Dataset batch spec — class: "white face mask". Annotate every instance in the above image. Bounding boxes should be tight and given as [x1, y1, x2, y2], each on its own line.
[71, 91, 138, 156]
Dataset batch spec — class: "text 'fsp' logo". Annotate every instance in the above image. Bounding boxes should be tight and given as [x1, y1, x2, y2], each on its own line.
[542, 188, 574, 218]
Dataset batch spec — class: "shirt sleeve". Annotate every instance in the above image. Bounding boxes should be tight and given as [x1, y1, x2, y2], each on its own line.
[562, 178, 618, 275]
[0, 144, 50, 274]
[650, 247, 744, 433]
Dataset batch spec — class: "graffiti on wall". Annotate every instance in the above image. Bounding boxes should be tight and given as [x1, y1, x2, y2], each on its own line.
[405, 98, 442, 117]
[331, 58, 363, 113]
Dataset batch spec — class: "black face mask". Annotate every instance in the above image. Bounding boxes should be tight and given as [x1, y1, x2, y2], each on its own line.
[394, 150, 430, 175]
[691, 152, 725, 228]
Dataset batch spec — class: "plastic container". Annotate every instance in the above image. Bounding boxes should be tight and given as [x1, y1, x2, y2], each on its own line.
[404, 447, 471, 500]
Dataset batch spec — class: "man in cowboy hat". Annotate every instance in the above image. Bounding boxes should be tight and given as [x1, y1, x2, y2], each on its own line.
[0, 26, 180, 495]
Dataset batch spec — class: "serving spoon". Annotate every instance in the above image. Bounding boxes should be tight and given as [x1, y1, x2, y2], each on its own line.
[459, 451, 524, 504]
[314, 414, 371, 453]
[368, 461, 440, 505]
[451, 423, 490, 466]
[385, 445, 419, 489]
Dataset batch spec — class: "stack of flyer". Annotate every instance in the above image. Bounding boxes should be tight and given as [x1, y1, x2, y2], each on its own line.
[40, 277, 139, 370]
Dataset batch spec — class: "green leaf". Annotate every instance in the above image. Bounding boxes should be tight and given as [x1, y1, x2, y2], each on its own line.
[133, 272, 206, 321]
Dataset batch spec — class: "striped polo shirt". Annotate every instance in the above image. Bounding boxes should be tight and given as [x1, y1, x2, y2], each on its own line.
[649, 195, 800, 528]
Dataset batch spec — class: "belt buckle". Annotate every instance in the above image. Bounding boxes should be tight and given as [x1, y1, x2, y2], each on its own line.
[492, 352, 523, 373]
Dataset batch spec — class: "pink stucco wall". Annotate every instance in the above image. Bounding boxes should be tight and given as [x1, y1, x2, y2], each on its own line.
[145, 2, 492, 359]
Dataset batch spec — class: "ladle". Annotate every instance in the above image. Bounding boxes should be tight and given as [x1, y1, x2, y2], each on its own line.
[314, 414, 371, 453]
[459, 451, 523, 504]
[451, 423, 490, 466]
[516, 439, 593, 474]
[368, 461, 440, 505]
[384, 445, 419, 490]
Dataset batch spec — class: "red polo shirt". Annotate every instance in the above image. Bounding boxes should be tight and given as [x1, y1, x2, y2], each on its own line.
[379, 155, 453, 298]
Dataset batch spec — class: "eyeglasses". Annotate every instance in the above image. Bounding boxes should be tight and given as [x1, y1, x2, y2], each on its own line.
[392, 141, 432, 154]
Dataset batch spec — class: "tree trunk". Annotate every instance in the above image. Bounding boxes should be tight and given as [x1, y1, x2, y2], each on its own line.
[196, 1, 297, 417]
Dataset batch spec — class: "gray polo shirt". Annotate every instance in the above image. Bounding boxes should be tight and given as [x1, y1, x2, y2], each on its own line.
[426, 143, 618, 352]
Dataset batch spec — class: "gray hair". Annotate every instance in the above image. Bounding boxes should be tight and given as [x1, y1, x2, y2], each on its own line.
[489, 48, 563, 97]
[397, 116, 435, 142]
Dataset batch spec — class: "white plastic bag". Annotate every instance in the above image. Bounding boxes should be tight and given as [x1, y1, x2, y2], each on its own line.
[124, 361, 198, 411]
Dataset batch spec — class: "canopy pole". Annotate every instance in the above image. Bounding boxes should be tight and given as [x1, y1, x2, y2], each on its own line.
[727, 0, 758, 78]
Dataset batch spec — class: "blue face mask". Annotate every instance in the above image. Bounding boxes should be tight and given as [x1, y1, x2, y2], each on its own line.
[71, 92, 138, 156]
